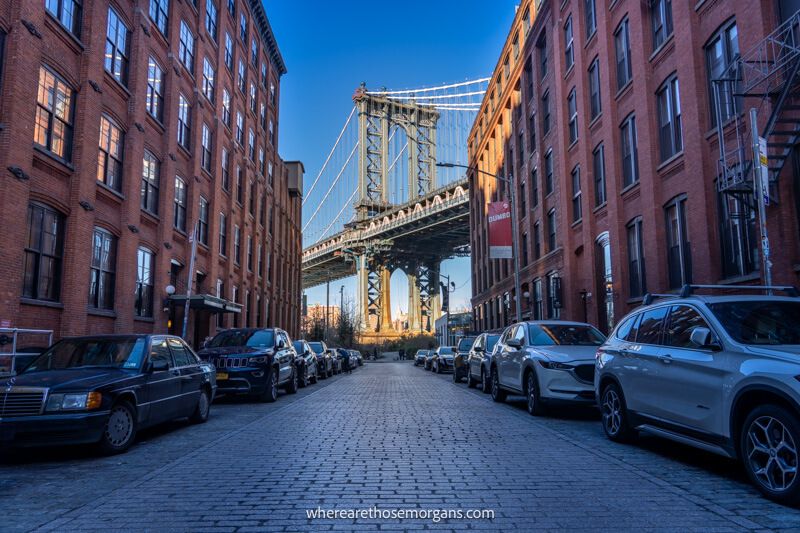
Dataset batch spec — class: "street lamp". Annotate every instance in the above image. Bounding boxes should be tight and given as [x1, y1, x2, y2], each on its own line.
[437, 162, 522, 323]
[439, 273, 457, 346]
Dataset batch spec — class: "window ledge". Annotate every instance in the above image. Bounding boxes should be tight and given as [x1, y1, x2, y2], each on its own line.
[145, 113, 166, 133]
[33, 145, 74, 172]
[103, 71, 131, 99]
[656, 151, 685, 174]
[134, 316, 155, 323]
[570, 218, 583, 229]
[141, 209, 160, 224]
[649, 34, 675, 64]
[88, 308, 117, 318]
[615, 79, 633, 101]
[97, 182, 125, 202]
[716, 272, 761, 285]
[20, 298, 64, 310]
[585, 31, 597, 49]
[44, 13, 85, 53]
[588, 114, 602, 130]
[593, 202, 607, 214]
[563, 64, 575, 80]
[620, 181, 640, 197]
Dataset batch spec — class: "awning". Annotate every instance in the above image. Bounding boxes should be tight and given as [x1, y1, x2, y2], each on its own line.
[168, 294, 242, 314]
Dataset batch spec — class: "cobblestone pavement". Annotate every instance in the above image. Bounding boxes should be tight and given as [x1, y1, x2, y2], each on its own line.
[3, 362, 800, 532]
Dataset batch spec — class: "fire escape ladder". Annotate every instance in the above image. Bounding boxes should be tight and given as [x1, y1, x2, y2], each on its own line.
[763, 60, 800, 185]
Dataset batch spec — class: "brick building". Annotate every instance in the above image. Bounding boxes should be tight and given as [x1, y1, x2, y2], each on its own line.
[469, 0, 800, 334]
[0, 0, 303, 346]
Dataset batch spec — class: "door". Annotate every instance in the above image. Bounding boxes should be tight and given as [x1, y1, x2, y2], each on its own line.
[507, 325, 527, 390]
[650, 305, 726, 434]
[498, 325, 520, 387]
[275, 331, 293, 383]
[168, 337, 202, 417]
[624, 306, 668, 417]
[469, 335, 484, 380]
[144, 337, 182, 424]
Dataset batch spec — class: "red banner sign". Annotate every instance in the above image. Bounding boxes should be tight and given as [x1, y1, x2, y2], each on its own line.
[488, 201, 512, 259]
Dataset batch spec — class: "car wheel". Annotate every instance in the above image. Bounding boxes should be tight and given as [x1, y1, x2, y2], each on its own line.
[436, 362, 442, 374]
[481, 369, 491, 394]
[299, 366, 308, 388]
[98, 401, 137, 455]
[286, 368, 299, 394]
[741, 404, 800, 505]
[491, 367, 506, 403]
[600, 382, 635, 442]
[466, 370, 478, 388]
[453, 368, 461, 383]
[525, 371, 546, 416]
[259, 370, 279, 403]
[311, 368, 318, 384]
[189, 388, 211, 424]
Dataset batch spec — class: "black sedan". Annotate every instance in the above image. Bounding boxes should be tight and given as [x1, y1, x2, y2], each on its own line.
[0, 334, 216, 454]
[307, 341, 333, 378]
[292, 339, 319, 387]
[198, 328, 298, 402]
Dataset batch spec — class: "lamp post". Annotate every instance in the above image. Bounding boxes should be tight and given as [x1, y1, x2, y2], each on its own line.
[437, 162, 522, 323]
[439, 273, 457, 346]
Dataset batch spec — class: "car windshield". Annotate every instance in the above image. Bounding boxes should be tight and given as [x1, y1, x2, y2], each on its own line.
[438, 347, 454, 354]
[308, 342, 324, 354]
[486, 335, 500, 350]
[708, 301, 800, 345]
[208, 330, 274, 348]
[25, 337, 147, 372]
[417, 350, 428, 357]
[292, 341, 306, 353]
[528, 324, 606, 346]
[458, 338, 476, 351]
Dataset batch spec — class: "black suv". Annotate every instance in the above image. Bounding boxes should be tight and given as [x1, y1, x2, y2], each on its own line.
[198, 328, 298, 402]
[308, 341, 333, 378]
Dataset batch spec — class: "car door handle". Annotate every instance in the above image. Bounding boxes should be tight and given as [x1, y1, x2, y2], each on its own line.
[659, 354, 673, 364]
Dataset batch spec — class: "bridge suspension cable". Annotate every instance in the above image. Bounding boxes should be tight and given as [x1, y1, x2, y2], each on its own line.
[302, 141, 359, 233]
[365, 77, 491, 95]
[302, 105, 356, 206]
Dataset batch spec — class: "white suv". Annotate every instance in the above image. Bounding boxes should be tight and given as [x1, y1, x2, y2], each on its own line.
[595, 284, 800, 504]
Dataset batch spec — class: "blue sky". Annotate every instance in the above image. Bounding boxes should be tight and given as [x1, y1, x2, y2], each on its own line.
[265, 0, 519, 315]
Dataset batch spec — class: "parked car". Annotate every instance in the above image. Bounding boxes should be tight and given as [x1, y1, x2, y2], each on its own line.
[0, 334, 215, 454]
[466, 332, 502, 392]
[424, 350, 436, 370]
[329, 347, 344, 374]
[414, 349, 429, 366]
[292, 340, 319, 387]
[198, 328, 298, 402]
[347, 350, 361, 369]
[452, 336, 477, 383]
[431, 346, 455, 374]
[596, 284, 800, 504]
[490, 321, 605, 415]
[307, 341, 334, 378]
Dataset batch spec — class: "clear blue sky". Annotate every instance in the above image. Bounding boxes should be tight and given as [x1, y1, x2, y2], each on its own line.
[265, 0, 519, 314]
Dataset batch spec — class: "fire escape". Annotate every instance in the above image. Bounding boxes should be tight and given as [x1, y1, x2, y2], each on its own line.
[714, 10, 800, 205]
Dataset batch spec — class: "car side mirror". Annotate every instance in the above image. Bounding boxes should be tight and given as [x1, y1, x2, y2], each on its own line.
[149, 359, 169, 372]
[474, 346, 484, 353]
[690, 327, 720, 351]
[506, 338, 522, 349]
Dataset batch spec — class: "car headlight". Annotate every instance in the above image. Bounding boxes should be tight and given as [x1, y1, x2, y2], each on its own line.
[46, 392, 102, 412]
[248, 356, 268, 364]
[538, 360, 572, 371]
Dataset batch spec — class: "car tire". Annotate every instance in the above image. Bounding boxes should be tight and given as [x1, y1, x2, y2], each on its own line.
[310, 369, 318, 384]
[481, 369, 491, 394]
[98, 400, 137, 455]
[299, 365, 308, 388]
[600, 382, 635, 442]
[189, 388, 211, 424]
[740, 404, 800, 505]
[525, 370, 546, 416]
[466, 370, 478, 388]
[259, 369, 279, 403]
[453, 368, 461, 383]
[286, 368, 299, 394]
[490, 367, 507, 403]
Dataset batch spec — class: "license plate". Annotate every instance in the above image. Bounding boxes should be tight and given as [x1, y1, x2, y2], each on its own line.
[216, 372, 229, 380]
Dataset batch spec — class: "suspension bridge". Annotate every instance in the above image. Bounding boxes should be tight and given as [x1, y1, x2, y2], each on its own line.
[301, 78, 488, 340]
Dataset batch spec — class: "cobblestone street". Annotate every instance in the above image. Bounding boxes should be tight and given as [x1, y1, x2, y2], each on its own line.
[3, 362, 800, 532]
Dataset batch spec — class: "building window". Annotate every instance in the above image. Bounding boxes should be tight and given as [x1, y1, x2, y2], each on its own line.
[219, 213, 227, 256]
[537, 33, 547, 78]
[135, 247, 154, 318]
[89, 227, 116, 310]
[105, 7, 129, 86]
[248, 128, 255, 160]
[239, 12, 247, 42]
[564, 15, 574, 71]
[585, 0, 596, 39]
[615, 18, 632, 90]
[270, 83, 276, 106]
[174, 176, 187, 232]
[141, 150, 160, 214]
[177, 94, 191, 150]
[545, 149, 554, 195]
[236, 112, 243, 144]
[97, 116, 124, 191]
[23, 203, 64, 302]
[224, 32, 233, 70]
[222, 89, 231, 127]
[547, 208, 556, 252]
[46, 0, 82, 37]
[216, 279, 225, 327]
[205, 0, 218, 41]
[567, 88, 578, 144]
[520, 180, 526, 215]
[247, 236, 253, 271]
[531, 167, 539, 207]
[718, 190, 757, 279]
[251, 38, 258, 66]
[34, 67, 74, 161]
[178, 21, 195, 72]
[259, 191, 266, 225]
[149, 0, 168, 35]
[533, 278, 543, 320]
[198, 197, 209, 245]
[533, 221, 541, 260]
[227, 0, 234, 16]
[626, 217, 646, 298]
[665, 195, 692, 289]
[233, 225, 241, 264]
[261, 62, 268, 87]
[706, 21, 740, 127]
[521, 232, 529, 266]
[541, 91, 550, 135]
[571, 165, 582, 223]
[595, 233, 614, 331]
[547, 272, 561, 319]
[249, 180, 256, 214]
[269, 120, 275, 146]
[258, 148, 265, 175]
[202, 57, 215, 101]
[201, 123, 212, 172]
[268, 161, 274, 185]
[257, 243, 263, 276]
[221, 148, 230, 190]
[236, 166, 243, 203]
[249, 83, 257, 113]
[651, 0, 673, 51]
[146, 57, 164, 121]
[656, 77, 683, 163]
[259, 102, 266, 128]
[593, 143, 606, 206]
[588, 58, 601, 119]
[620, 114, 639, 187]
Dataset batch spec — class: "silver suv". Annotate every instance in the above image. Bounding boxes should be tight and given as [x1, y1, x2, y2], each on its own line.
[595, 284, 800, 504]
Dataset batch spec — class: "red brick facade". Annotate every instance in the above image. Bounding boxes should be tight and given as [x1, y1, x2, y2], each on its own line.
[470, 0, 800, 334]
[0, 0, 302, 346]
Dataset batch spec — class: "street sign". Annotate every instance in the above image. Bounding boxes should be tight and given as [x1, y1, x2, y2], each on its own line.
[758, 136, 769, 206]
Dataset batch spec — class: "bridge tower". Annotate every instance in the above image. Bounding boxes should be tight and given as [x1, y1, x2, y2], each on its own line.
[352, 85, 443, 338]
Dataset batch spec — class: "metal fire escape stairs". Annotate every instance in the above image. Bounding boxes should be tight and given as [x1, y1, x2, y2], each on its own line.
[714, 10, 800, 208]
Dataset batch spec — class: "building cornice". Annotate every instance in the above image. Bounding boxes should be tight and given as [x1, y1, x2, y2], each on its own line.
[248, 0, 287, 76]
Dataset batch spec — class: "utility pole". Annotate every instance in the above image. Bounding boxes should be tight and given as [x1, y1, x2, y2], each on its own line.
[750, 108, 773, 293]
[182, 221, 199, 343]
[325, 278, 330, 342]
